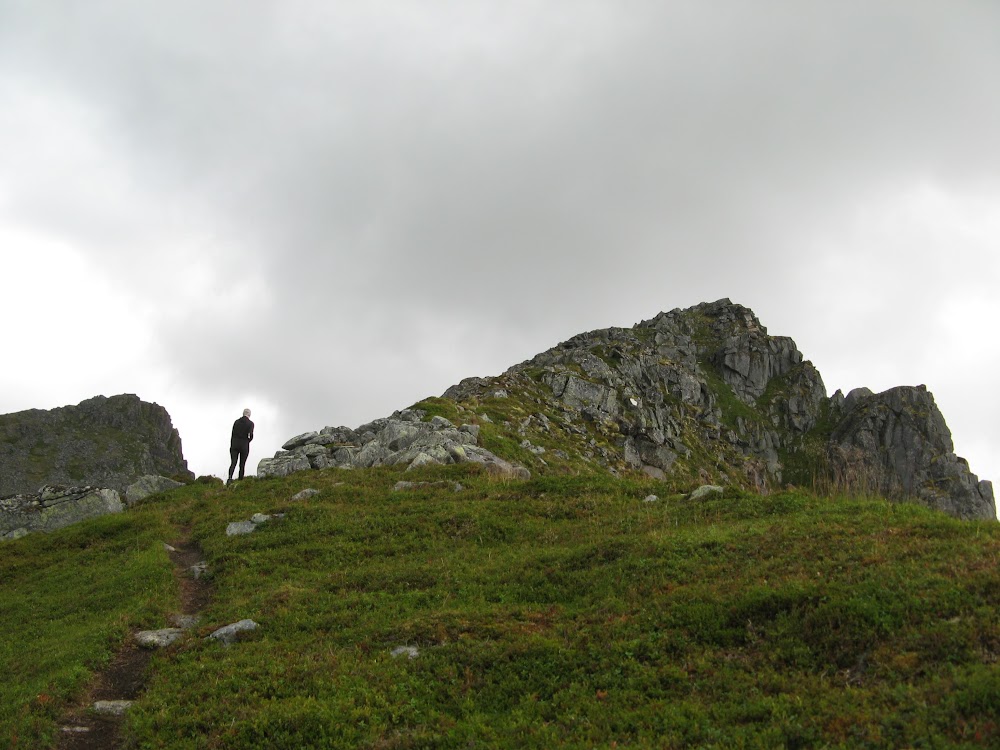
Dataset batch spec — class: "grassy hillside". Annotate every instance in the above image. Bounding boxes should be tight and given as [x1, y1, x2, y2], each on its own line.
[3, 466, 1000, 748]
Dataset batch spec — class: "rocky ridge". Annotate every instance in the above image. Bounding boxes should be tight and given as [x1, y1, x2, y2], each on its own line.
[261, 299, 993, 520]
[0, 394, 194, 497]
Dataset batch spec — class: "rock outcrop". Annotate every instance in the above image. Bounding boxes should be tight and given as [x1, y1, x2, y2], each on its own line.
[445, 299, 994, 520]
[0, 394, 194, 497]
[1, 485, 124, 540]
[828, 385, 995, 520]
[258, 299, 992, 521]
[445, 299, 829, 490]
[125, 475, 185, 506]
[258, 409, 530, 480]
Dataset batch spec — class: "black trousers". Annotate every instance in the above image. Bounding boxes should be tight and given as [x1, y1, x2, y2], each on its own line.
[229, 439, 250, 480]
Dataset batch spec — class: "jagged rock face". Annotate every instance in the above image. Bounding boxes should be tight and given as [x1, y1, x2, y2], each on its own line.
[444, 299, 993, 520]
[828, 386, 995, 520]
[447, 299, 828, 491]
[0, 394, 194, 497]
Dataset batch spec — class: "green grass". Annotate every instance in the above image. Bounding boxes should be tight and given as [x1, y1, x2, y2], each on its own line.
[3, 469, 1000, 748]
[408, 398, 463, 424]
[0, 511, 176, 748]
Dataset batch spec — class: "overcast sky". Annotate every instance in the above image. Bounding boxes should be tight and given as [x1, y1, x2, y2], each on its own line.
[2, 1, 997, 496]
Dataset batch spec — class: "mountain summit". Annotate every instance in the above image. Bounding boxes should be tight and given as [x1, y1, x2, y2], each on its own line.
[263, 300, 994, 520]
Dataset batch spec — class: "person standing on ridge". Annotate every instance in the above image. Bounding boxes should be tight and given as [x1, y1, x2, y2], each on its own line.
[228, 408, 254, 485]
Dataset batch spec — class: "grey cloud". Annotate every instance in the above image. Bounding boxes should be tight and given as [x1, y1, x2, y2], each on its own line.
[8, 3, 998, 282]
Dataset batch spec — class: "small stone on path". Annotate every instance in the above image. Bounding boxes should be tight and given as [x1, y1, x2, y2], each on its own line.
[226, 520, 256, 536]
[208, 619, 259, 645]
[136, 628, 184, 649]
[93, 700, 133, 716]
[170, 614, 199, 629]
[226, 512, 284, 536]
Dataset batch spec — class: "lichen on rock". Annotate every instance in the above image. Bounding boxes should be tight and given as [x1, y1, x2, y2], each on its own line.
[1, 485, 124, 540]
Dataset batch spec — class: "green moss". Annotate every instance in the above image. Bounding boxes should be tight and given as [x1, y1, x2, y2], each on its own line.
[686, 312, 720, 350]
[477, 426, 537, 467]
[408, 397, 462, 424]
[779, 400, 838, 488]
[0, 513, 175, 748]
[475, 396, 524, 426]
[632, 325, 657, 343]
[522, 366, 548, 383]
[698, 362, 763, 430]
[589, 344, 623, 369]
[759, 367, 796, 406]
[65, 461, 88, 481]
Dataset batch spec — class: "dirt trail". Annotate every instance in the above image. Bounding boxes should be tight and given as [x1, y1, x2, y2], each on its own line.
[56, 534, 211, 749]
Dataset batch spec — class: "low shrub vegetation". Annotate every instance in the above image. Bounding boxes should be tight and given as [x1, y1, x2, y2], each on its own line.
[0, 512, 176, 748]
[2, 467, 999, 748]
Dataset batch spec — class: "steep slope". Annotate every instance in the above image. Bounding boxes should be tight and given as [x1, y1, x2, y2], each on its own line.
[262, 299, 994, 520]
[0, 394, 194, 497]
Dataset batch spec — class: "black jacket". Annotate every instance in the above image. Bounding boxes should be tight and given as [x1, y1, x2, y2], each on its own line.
[231, 416, 254, 446]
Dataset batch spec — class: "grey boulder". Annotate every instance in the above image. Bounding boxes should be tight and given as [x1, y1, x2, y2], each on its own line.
[1, 486, 123, 541]
[688, 485, 725, 502]
[208, 619, 259, 645]
[125, 475, 184, 506]
[136, 628, 184, 649]
[257, 455, 311, 478]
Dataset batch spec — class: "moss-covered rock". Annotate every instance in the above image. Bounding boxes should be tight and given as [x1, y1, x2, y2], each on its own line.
[0, 485, 124, 540]
[0, 394, 194, 497]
